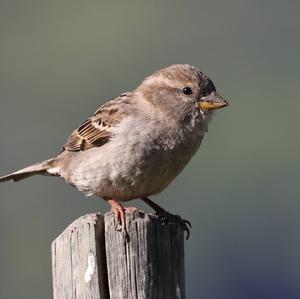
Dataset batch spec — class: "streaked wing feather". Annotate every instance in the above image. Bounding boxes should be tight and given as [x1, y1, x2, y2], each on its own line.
[63, 93, 131, 152]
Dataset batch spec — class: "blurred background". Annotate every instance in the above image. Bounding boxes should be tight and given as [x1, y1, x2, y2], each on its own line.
[0, 0, 299, 298]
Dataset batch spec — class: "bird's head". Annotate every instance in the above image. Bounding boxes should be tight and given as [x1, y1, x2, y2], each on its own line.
[137, 64, 229, 119]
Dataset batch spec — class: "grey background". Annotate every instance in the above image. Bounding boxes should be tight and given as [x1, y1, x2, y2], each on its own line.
[0, 1, 299, 298]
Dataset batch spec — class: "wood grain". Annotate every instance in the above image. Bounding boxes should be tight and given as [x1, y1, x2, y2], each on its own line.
[52, 214, 109, 299]
[52, 211, 185, 299]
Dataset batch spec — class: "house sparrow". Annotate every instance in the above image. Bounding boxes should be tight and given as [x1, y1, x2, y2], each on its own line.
[0, 64, 228, 238]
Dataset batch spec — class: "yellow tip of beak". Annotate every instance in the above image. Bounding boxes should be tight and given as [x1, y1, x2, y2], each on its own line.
[199, 101, 229, 110]
[199, 91, 229, 110]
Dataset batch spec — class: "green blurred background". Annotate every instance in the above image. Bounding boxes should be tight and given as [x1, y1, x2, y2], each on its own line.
[0, 1, 299, 298]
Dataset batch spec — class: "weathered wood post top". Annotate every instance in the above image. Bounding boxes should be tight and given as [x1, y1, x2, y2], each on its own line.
[52, 211, 185, 299]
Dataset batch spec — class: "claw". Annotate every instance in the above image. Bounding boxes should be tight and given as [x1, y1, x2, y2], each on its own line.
[183, 218, 192, 229]
[141, 197, 192, 240]
[125, 206, 139, 213]
[157, 212, 192, 240]
[175, 214, 192, 240]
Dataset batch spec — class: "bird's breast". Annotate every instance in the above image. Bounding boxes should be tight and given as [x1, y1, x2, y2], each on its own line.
[65, 113, 208, 200]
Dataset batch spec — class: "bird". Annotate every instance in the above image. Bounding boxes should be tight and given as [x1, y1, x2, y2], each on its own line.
[0, 64, 228, 239]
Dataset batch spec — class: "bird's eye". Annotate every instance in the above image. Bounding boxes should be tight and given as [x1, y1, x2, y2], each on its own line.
[182, 87, 193, 96]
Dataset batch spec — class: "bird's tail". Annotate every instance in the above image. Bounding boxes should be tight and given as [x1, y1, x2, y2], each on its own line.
[0, 158, 57, 183]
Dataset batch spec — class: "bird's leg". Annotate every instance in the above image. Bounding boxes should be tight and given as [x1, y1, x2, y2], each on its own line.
[141, 197, 192, 240]
[141, 196, 166, 214]
[107, 198, 128, 237]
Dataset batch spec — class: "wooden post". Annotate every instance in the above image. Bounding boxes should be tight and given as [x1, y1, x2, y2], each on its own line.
[52, 211, 185, 299]
[51, 214, 109, 299]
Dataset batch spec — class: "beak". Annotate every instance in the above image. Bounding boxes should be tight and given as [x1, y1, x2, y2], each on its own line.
[199, 92, 229, 110]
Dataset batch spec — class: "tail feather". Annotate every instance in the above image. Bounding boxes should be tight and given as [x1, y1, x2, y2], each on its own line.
[0, 158, 56, 183]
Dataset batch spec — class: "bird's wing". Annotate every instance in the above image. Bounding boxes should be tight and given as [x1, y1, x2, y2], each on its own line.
[63, 93, 132, 152]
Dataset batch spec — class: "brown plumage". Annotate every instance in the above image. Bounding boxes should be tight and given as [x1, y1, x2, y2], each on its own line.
[63, 93, 132, 151]
[0, 64, 229, 239]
